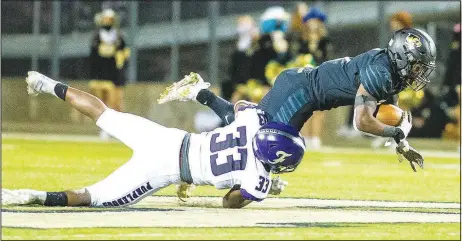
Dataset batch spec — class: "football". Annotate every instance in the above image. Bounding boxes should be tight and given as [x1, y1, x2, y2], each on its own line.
[373, 104, 405, 127]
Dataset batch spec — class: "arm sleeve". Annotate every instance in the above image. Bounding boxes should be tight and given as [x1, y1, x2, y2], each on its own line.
[239, 161, 272, 202]
[360, 65, 393, 101]
[196, 89, 235, 125]
[240, 174, 271, 202]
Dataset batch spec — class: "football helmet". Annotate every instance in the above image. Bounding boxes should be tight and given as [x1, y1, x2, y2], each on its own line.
[387, 28, 436, 92]
[252, 122, 306, 174]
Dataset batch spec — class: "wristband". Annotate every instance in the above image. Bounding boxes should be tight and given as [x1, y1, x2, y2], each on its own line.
[383, 126, 404, 143]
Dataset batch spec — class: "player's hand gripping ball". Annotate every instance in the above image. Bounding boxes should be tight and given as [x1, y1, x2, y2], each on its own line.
[373, 104, 405, 127]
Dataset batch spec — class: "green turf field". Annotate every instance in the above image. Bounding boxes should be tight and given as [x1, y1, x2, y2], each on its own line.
[3, 224, 461, 240]
[2, 137, 460, 240]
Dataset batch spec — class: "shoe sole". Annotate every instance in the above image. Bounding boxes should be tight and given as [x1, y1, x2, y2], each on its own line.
[158, 73, 201, 103]
[25, 74, 40, 96]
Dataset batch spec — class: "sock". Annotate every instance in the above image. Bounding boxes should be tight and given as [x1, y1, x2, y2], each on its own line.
[53, 83, 69, 101]
[196, 89, 214, 105]
[196, 89, 235, 125]
[44, 192, 68, 206]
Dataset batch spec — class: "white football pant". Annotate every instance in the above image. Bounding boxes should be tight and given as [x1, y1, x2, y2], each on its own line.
[85, 108, 187, 207]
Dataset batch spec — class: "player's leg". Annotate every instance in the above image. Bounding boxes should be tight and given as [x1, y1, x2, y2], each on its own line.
[65, 87, 108, 122]
[2, 151, 180, 207]
[2, 188, 91, 206]
[3, 117, 186, 207]
[26, 71, 107, 121]
[26, 71, 177, 150]
[259, 68, 316, 130]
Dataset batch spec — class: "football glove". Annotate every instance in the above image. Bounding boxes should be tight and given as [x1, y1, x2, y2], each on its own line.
[176, 182, 195, 202]
[396, 139, 424, 172]
[268, 176, 288, 195]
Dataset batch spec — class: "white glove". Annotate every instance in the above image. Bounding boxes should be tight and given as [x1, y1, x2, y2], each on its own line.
[396, 111, 413, 140]
[268, 176, 288, 195]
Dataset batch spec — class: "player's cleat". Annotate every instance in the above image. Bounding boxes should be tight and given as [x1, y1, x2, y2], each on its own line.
[25, 71, 60, 96]
[1, 189, 42, 206]
[157, 72, 210, 104]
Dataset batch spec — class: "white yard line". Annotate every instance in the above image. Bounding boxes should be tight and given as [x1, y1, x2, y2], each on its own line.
[2, 208, 459, 229]
[139, 196, 461, 209]
[2, 196, 460, 229]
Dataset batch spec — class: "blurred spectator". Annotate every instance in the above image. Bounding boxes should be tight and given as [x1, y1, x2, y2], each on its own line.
[389, 11, 413, 32]
[264, 2, 315, 85]
[408, 89, 451, 138]
[195, 15, 258, 133]
[298, 7, 333, 149]
[232, 6, 292, 103]
[299, 7, 333, 65]
[404, 22, 460, 141]
[89, 9, 130, 139]
[442, 85, 460, 141]
[441, 23, 461, 141]
[442, 23, 461, 108]
[223, 15, 258, 102]
[288, 2, 309, 55]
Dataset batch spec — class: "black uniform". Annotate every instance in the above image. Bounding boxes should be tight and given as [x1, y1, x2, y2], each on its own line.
[89, 28, 127, 87]
[259, 48, 400, 130]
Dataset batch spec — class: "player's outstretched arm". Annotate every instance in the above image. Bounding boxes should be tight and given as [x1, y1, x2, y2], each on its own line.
[222, 185, 252, 209]
[355, 85, 423, 172]
[353, 85, 409, 142]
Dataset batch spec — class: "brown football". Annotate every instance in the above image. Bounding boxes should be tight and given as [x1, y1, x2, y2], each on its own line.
[373, 104, 404, 127]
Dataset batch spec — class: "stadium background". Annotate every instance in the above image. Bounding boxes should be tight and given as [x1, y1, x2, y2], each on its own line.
[1, 1, 461, 240]
[2, 1, 460, 147]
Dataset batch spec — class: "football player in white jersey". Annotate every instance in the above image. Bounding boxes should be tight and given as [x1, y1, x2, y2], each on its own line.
[2, 71, 305, 209]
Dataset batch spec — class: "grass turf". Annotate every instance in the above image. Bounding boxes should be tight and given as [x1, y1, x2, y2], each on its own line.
[2, 223, 461, 240]
[2, 137, 460, 240]
[2, 138, 460, 202]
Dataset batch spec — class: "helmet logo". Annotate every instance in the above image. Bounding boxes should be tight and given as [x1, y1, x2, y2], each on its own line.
[271, 151, 292, 164]
[406, 34, 422, 49]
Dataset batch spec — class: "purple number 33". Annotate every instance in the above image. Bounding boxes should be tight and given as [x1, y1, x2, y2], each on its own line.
[210, 126, 248, 176]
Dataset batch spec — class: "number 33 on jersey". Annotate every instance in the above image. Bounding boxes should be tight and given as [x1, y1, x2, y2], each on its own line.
[196, 107, 273, 202]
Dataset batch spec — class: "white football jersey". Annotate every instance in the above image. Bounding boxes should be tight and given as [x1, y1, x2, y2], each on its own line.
[188, 107, 272, 201]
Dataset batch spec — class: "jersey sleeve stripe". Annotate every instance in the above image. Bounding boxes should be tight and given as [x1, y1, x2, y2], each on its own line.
[375, 65, 392, 94]
[363, 68, 379, 98]
[368, 65, 382, 89]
